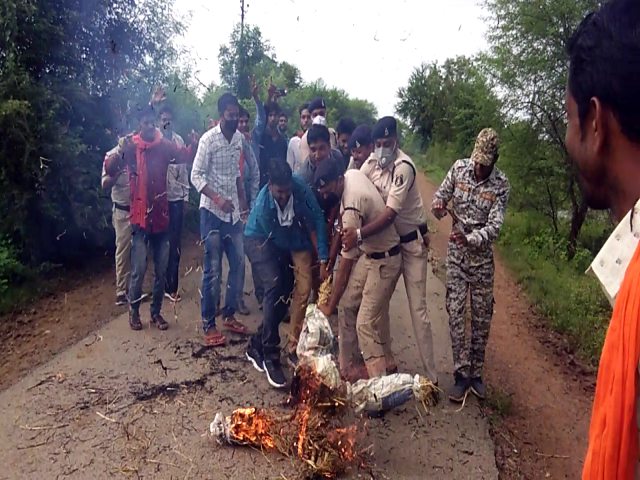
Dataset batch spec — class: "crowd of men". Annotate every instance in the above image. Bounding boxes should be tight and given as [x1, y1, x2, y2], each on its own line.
[102, 79, 509, 398]
[98, 0, 640, 474]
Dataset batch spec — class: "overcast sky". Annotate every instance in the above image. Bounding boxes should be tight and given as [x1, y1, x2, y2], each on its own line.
[174, 0, 488, 117]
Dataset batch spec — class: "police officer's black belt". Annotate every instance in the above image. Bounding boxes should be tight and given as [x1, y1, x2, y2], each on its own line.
[399, 224, 428, 244]
[367, 245, 401, 260]
[114, 203, 130, 212]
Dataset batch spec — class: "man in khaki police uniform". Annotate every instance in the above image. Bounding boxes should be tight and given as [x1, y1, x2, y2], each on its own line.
[102, 146, 132, 306]
[316, 160, 402, 380]
[342, 116, 438, 384]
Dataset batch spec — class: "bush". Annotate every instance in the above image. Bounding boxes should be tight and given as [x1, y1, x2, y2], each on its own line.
[498, 211, 611, 364]
[0, 238, 28, 295]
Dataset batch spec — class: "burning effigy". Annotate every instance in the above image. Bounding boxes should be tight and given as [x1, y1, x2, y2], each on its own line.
[210, 302, 439, 478]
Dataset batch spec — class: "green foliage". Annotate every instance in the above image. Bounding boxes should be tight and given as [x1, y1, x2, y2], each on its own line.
[0, 0, 184, 264]
[396, 56, 502, 155]
[0, 238, 27, 295]
[497, 211, 611, 364]
[483, 0, 603, 256]
[218, 24, 272, 99]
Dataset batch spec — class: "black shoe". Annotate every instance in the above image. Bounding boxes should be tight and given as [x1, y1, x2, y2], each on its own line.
[246, 345, 264, 373]
[129, 310, 142, 331]
[263, 359, 287, 388]
[115, 294, 128, 306]
[470, 377, 486, 400]
[448, 374, 470, 403]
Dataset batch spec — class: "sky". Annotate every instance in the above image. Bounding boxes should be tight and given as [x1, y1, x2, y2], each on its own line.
[174, 0, 489, 117]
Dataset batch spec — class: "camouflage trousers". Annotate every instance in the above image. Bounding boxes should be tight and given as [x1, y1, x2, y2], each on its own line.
[445, 245, 495, 378]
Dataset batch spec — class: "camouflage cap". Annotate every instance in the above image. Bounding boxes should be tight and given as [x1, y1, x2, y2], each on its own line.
[471, 128, 500, 166]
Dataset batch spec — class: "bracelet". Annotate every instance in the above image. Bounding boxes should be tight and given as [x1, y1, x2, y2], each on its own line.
[356, 228, 363, 245]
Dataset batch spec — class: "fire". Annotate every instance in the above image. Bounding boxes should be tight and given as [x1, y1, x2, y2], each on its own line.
[296, 405, 311, 457]
[228, 407, 275, 450]
[329, 426, 358, 462]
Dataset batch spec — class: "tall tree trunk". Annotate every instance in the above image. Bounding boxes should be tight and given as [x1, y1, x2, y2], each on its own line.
[567, 175, 588, 260]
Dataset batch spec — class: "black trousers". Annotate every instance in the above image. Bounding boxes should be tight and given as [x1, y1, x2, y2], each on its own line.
[165, 200, 184, 295]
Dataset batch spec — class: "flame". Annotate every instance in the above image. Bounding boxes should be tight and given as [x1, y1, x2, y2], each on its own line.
[296, 406, 310, 457]
[228, 407, 275, 450]
[329, 426, 358, 462]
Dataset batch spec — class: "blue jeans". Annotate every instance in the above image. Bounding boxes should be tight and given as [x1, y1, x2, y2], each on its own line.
[245, 237, 294, 361]
[200, 209, 244, 333]
[129, 226, 169, 317]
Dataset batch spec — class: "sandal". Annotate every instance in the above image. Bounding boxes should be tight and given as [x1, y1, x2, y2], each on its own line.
[151, 314, 169, 331]
[204, 330, 227, 347]
[129, 311, 142, 331]
[222, 317, 250, 335]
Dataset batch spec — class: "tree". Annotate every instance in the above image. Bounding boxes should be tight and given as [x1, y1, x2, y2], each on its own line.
[483, 0, 603, 258]
[396, 56, 502, 157]
[0, 0, 184, 263]
[218, 24, 271, 99]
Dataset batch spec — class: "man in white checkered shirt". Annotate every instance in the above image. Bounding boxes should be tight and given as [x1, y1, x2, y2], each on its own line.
[191, 92, 250, 347]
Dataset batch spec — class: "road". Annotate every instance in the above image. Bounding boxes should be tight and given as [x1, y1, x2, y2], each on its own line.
[0, 188, 498, 479]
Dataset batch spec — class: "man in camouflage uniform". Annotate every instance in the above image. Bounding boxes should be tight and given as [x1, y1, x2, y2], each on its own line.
[431, 128, 510, 402]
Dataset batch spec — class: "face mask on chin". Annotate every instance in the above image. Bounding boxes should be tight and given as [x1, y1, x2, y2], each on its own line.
[375, 143, 397, 169]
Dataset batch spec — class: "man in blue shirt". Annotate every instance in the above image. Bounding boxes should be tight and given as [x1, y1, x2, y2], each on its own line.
[245, 160, 329, 388]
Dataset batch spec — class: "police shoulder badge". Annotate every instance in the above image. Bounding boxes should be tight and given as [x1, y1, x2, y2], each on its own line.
[394, 174, 404, 187]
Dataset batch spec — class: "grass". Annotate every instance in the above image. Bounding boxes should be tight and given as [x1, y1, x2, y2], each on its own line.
[497, 212, 611, 365]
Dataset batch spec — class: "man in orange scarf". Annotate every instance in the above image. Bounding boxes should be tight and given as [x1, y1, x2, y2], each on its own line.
[566, 1, 640, 478]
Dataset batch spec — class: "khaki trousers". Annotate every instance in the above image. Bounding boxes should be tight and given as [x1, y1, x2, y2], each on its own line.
[286, 250, 314, 353]
[339, 253, 402, 378]
[112, 206, 132, 297]
[401, 239, 438, 383]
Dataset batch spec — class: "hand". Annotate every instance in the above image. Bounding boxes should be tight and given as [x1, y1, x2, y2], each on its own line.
[239, 200, 249, 222]
[250, 75, 259, 99]
[341, 227, 358, 251]
[319, 262, 330, 281]
[149, 85, 166, 106]
[188, 129, 200, 146]
[450, 231, 468, 246]
[218, 198, 235, 214]
[318, 303, 332, 318]
[422, 232, 431, 250]
[267, 78, 278, 101]
[432, 199, 447, 220]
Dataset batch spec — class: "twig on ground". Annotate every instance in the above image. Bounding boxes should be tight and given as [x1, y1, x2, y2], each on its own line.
[19, 423, 69, 431]
[96, 411, 117, 423]
[535, 451, 569, 459]
[146, 459, 182, 469]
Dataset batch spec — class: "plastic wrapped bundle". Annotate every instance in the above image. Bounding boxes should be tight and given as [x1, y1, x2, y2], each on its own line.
[347, 374, 439, 414]
[296, 304, 335, 359]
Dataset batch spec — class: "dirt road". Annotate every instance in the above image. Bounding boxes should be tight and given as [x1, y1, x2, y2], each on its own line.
[0, 198, 498, 478]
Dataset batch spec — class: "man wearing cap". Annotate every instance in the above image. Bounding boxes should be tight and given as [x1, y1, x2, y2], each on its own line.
[342, 116, 438, 384]
[347, 125, 374, 170]
[431, 127, 510, 402]
[299, 97, 338, 162]
[315, 160, 402, 380]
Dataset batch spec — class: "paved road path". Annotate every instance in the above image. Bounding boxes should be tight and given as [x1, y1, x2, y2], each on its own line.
[0, 191, 497, 480]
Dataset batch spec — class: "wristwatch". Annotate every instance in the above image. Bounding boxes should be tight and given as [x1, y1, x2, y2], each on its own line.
[356, 228, 363, 246]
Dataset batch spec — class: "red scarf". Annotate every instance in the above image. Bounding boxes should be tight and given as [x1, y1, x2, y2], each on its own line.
[130, 130, 166, 232]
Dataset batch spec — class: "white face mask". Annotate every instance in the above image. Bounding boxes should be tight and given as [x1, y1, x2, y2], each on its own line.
[312, 115, 327, 126]
[375, 143, 397, 169]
